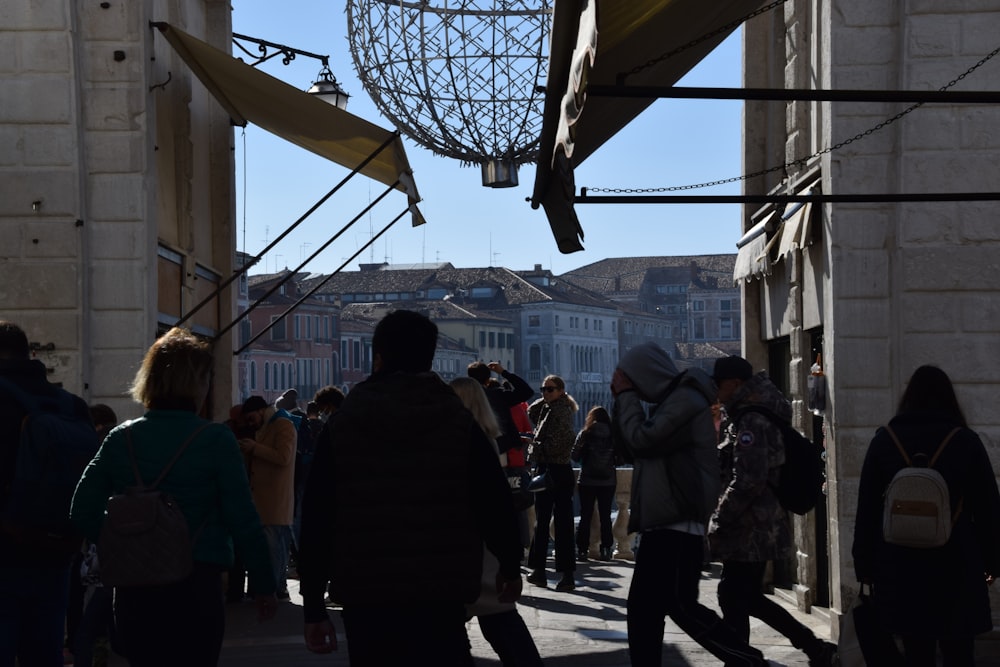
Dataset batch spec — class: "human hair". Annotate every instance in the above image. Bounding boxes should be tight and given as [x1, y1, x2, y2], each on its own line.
[449, 376, 502, 446]
[467, 361, 491, 384]
[897, 365, 967, 428]
[130, 327, 213, 410]
[543, 374, 579, 413]
[372, 309, 437, 373]
[0, 321, 30, 360]
[583, 405, 610, 433]
[313, 385, 345, 411]
[89, 403, 118, 430]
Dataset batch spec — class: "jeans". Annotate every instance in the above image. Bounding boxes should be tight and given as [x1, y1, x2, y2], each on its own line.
[527, 463, 576, 573]
[576, 484, 616, 550]
[262, 524, 292, 593]
[718, 560, 819, 653]
[114, 563, 225, 667]
[0, 564, 70, 667]
[342, 603, 473, 666]
[478, 610, 543, 667]
[627, 529, 765, 667]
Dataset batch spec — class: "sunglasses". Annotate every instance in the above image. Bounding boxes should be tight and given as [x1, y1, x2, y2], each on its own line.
[541, 386, 559, 393]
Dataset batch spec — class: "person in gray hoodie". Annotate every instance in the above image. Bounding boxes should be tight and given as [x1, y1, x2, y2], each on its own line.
[612, 342, 770, 667]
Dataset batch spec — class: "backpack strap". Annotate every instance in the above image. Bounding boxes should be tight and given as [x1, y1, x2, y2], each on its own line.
[883, 425, 912, 467]
[884, 425, 960, 469]
[928, 428, 961, 467]
[124, 422, 214, 490]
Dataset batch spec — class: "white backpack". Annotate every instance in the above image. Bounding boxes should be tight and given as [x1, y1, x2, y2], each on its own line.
[881, 425, 961, 549]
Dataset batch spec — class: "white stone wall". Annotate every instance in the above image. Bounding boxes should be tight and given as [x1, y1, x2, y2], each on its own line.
[1, 0, 237, 420]
[746, 0, 1000, 637]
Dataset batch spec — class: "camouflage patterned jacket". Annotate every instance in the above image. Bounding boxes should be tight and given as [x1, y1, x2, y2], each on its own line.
[707, 372, 793, 562]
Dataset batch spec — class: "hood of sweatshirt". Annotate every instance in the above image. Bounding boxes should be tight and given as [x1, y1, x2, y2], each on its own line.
[617, 342, 679, 404]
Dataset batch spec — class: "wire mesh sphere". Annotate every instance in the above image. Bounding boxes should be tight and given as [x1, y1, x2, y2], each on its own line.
[346, 0, 551, 187]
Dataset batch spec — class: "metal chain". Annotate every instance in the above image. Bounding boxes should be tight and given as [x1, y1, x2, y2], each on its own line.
[589, 45, 1000, 194]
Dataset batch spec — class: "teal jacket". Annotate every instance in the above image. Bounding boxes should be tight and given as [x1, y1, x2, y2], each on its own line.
[70, 409, 276, 594]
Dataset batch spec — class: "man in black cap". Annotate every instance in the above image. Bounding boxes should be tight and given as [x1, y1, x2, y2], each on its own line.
[708, 356, 836, 666]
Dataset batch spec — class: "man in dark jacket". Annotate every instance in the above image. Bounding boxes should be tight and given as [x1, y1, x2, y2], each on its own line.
[298, 310, 522, 666]
[708, 356, 836, 666]
[0, 321, 94, 667]
[612, 342, 769, 667]
[467, 360, 534, 454]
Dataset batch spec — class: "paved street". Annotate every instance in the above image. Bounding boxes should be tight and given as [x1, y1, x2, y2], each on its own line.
[215, 559, 833, 666]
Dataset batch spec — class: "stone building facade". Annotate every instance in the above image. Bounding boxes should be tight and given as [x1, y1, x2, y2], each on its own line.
[1, 1, 238, 421]
[742, 0, 1000, 640]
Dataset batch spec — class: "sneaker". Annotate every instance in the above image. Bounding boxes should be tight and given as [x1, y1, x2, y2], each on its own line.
[526, 569, 547, 587]
[576, 548, 589, 562]
[555, 573, 576, 591]
[807, 641, 838, 666]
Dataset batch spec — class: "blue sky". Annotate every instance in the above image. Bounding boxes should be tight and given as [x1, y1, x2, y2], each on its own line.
[232, 2, 745, 276]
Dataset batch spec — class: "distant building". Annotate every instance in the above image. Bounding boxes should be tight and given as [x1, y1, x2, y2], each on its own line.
[560, 255, 740, 366]
[243, 271, 340, 406]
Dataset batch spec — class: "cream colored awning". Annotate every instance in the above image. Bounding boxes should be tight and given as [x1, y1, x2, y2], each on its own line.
[154, 22, 424, 226]
[531, 0, 770, 253]
[734, 213, 777, 283]
[775, 201, 813, 259]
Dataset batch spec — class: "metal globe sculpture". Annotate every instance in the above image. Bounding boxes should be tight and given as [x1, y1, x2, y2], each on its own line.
[346, 0, 551, 188]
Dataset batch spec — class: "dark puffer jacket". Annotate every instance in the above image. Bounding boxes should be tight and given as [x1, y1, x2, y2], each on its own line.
[297, 370, 521, 622]
[572, 422, 617, 487]
[613, 342, 720, 533]
[708, 371, 792, 563]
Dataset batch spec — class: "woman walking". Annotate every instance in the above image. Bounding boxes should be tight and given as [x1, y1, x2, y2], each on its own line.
[526, 375, 579, 592]
[450, 377, 543, 667]
[572, 406, 617, 562]
[71, 328, 277, 667]
[853, 365, 1000, 667]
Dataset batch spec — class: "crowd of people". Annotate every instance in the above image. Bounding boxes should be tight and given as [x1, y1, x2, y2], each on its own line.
[1, 312, 999, 667]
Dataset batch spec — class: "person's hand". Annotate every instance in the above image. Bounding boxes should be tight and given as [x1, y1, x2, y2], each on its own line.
[496, 573, 523, 603]
[487, 361, 505, 374]
[304, 619, 338, 653]
[610, 368, 634, 397]
[255, 593, 278, 622]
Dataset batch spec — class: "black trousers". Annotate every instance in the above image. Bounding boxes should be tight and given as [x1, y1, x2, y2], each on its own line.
[342, 603, 473, 667]
[114, 564, 225, 667]
[627, 529, 765, 667]
[527, 463, 576, 573]
[576, 483, 616, 551]
[717, 560, 818, 652]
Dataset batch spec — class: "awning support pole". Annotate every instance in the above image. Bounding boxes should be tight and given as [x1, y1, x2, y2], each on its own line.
[233, 207, 408, 355]
[215, 180, 399, 344]
[585, 85, 1000, 104]
[174, 133, 398, 329]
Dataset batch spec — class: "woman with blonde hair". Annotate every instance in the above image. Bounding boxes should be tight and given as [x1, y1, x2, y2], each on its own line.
[71, 328, 277, 667]
[526, 374, 579, 592]
[449, 377, 543, 667]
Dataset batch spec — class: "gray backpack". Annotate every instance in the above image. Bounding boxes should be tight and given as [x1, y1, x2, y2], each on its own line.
[881, 425, 960, 549]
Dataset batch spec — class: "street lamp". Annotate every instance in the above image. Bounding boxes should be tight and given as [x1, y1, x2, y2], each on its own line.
[307, 64, 350, 110]
[233, 32, 350, 110]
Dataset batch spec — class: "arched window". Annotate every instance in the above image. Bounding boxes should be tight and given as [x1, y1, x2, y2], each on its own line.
[281, 363, 286, 389]
[250, 361, 257, 390]
[264, 362, 270, 391]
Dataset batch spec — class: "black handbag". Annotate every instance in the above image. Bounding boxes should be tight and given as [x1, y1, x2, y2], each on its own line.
[527, 468, 553, 493]
[839, 584, 904, 666]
